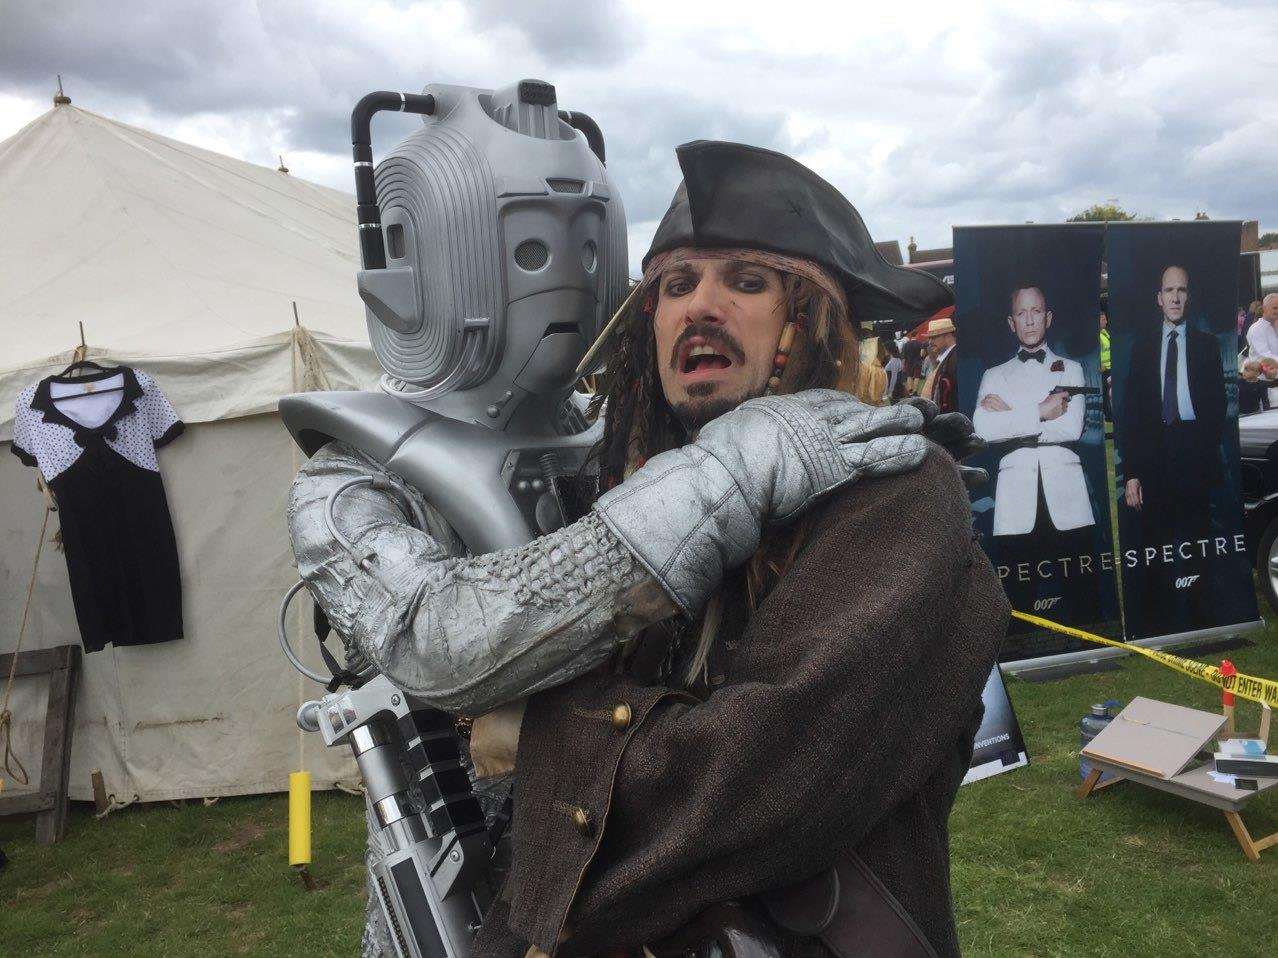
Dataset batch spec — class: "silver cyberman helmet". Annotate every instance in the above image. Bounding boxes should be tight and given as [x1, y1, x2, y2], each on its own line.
[351, 79, 628, 420]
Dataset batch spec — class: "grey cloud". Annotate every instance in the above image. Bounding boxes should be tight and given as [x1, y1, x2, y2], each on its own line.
[1, 0, 1274, 256]
[0, 0, 287, 116]
[462, 0, 637, 65]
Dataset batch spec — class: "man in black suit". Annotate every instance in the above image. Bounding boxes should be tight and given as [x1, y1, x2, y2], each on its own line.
[1120, 265, 1225, 635]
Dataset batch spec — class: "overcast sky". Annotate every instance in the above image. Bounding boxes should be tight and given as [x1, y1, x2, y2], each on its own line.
[2, 0, 1275, 273]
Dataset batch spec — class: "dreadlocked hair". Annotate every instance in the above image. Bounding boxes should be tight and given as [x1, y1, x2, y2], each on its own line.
[588, 272, 858, 688]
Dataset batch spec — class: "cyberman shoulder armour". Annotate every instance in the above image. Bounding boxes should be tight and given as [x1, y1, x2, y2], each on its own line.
[280, 79, 628, 551]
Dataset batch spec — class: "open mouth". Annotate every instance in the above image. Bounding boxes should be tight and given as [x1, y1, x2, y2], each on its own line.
[677, 341, 735, 378]
[684, 347, 731, 373]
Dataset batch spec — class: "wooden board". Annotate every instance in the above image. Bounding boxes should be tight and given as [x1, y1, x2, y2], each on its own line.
[0, 644, 81, 844]
[1080, 696, 1226, 780]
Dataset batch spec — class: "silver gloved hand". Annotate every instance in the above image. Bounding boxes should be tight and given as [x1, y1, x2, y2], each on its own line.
[594, 389, 929, 616]
[895, 396, 988, 489]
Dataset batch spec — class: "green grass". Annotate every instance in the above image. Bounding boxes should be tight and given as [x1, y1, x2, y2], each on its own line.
[4, 625, 1278, 957]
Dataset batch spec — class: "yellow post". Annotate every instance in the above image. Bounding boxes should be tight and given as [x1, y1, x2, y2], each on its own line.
[289, 770, 312, 867]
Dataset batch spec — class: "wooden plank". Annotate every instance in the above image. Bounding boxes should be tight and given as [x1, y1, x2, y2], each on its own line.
[0, 792, 55, 815]
[0, 645, 71, 681]
[0, 644, 80, 845]
[1092, 774, 1126, 792]
[34, 648, 79, 844]
[1075, 767, 1102, 799]
[1081, 697, 1226, 780]
[1084, 757, 1267, 812]
[1224, 811, 1260, 862]
[91, 769, 108, 815]
[1253, 830, 1278, 853]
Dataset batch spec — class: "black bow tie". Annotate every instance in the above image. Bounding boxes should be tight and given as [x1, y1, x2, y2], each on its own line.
[1017, 349, 1046, 363]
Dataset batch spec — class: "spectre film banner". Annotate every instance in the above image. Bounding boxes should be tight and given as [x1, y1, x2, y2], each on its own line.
[954, 225, 1120, 661]
[1107, 221, 1259, 641]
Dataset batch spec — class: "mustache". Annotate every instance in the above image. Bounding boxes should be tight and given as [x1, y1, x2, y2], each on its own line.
[669, 324, 746, 370]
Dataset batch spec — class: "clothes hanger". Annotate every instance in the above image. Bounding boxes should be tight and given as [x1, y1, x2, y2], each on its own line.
[50, 362, 126, 398]
[51, 323, 126, 397]
[57, 357, 110, 378]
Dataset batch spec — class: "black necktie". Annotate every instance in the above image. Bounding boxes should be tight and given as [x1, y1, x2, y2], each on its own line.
[1163, 330, 1179, 424]
[1017, 348, 1045, 363]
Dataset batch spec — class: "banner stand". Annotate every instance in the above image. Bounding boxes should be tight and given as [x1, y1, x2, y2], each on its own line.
[1002, 619, 1266, 678]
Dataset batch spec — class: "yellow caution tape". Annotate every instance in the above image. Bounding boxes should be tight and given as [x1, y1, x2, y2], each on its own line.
[1011, 610, 1278, 710]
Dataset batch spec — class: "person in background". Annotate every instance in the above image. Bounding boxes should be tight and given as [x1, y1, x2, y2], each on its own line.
[901, 335, 928, 395]
[853, 336, 888, 406]
[921, 316, 958, 413]
[1239, 357, 1266, 414]
[1245, 294, 1278, 408]
[1246, 293, 1278, 360]
[1247, 299, 1263, 336]
[882, 336, 905, 403]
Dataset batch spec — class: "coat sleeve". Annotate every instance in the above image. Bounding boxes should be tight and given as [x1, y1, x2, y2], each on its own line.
[505, 451, 1008, 955]
[1038, 359, 1085, 443]
[972, 365, 1040, 442]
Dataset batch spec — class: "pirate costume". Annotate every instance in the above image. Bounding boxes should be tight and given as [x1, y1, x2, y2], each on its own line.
[467, 143, 1006, 958]
[288, 141, 1004, 958]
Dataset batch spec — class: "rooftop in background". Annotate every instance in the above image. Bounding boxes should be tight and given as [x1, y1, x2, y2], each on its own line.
[908, 236, 953, 264]
[875, 240, 903, 266]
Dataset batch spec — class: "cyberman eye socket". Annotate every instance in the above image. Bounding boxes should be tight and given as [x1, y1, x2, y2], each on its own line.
[386, 224, 406, 260]
[514, 239, 550, 272]
[581, 241, 597, 274]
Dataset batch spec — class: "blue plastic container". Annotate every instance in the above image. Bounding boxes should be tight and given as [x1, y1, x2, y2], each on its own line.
[1079, 700, 1122, 783]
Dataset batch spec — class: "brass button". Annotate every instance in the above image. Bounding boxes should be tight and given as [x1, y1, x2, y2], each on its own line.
[611, 703, 632, 731]
[571, 805, 594, 837]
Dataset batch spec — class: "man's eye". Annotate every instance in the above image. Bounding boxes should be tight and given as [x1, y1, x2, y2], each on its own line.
[735, 274, 767, 293]
[665, 278, 693, 296]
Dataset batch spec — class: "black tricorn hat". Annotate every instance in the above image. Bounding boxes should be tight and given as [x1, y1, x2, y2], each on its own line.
[644, 140, 953, 328]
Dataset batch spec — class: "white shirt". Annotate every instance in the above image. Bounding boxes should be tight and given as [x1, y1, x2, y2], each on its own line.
[12, 368, 182, 481]
[883, 357, 903, 400]
[1246, 317, 1278, 361]
[1158, 320, 1196, 421]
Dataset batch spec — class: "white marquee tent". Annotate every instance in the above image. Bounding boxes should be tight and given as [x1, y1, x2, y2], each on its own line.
[1, 103, 381, 803]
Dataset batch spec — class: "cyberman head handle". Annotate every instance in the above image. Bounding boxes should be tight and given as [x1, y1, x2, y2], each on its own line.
[350, 80, 628, 429]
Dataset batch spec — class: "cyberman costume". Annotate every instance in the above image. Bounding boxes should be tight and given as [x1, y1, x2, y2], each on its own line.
[282, 82, 998, 958]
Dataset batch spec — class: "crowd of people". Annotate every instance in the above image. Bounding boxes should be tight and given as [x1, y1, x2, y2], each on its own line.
[869, 291, 1278, 419]
[856, 306, 960, 412]
[1241, 293, 1278, 412]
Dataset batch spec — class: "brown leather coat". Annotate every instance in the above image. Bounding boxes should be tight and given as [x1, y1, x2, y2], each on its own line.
[473, 447, 1008, 958]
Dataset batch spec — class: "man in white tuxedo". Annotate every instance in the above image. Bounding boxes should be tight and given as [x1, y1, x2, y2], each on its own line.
[973, 285, 1100, 622]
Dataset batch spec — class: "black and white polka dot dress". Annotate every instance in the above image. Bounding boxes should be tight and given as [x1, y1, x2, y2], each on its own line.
[11, 366, 185, 653]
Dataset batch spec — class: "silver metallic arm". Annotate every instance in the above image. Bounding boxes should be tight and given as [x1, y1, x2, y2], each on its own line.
[288, 442, 664, 714]
[287, 393, 936, 715]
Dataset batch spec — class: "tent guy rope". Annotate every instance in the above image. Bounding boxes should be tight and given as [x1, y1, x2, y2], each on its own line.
[0, 503, 52, 791]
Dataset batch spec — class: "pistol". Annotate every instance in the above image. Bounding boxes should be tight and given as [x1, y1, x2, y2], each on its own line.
[1049, 386, 1099, 398]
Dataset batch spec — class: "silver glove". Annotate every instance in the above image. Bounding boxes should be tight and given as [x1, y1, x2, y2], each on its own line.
[593, 389, 929, 616]
[288, 443, 665, 715]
